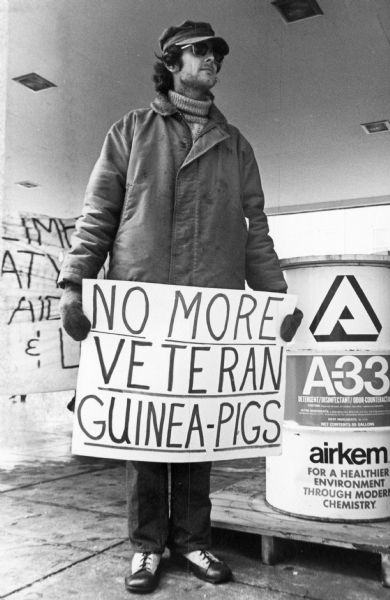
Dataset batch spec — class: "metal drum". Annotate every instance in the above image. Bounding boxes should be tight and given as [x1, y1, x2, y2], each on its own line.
[266, 255, 390, 521]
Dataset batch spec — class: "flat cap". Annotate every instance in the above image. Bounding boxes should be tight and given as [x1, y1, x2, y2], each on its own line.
[159, 20, 229, 55]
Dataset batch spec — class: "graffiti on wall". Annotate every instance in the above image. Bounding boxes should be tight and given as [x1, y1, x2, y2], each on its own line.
[0, 213, 80, 395]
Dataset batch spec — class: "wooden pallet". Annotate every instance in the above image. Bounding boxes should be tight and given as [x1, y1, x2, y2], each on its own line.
[210, 459, 390, 587]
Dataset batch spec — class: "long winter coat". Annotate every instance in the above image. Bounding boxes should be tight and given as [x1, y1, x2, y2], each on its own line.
[58, 93, 287, 293]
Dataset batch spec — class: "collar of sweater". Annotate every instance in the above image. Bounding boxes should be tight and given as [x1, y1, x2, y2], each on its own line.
[168, 90, 212, 122]
[151, 93, 227, 126]
[150, 92, 228, 131]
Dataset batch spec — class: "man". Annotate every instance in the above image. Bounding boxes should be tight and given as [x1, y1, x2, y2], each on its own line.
[59, 20, 302, 594]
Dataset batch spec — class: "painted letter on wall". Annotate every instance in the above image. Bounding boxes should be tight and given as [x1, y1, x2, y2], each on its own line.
[0, 213, 80, 394]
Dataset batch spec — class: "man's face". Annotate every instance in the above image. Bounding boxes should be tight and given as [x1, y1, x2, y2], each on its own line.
[172, 42, 221, 96]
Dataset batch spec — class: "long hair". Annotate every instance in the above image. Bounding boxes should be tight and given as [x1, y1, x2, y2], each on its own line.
[152, 46, 183, 94]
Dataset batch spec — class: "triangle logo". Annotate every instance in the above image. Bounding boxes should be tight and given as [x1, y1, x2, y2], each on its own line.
[310, 275, 382, 342]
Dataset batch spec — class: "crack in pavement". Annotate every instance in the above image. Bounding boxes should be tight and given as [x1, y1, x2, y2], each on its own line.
[0, 465, 120, 494]
[0, 540, 128, 598]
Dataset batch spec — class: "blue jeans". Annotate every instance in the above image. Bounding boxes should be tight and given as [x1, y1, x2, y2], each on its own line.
[126, 461, 212, 554]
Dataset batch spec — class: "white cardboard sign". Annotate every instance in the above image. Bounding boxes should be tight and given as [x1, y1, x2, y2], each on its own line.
[72, 280, 296, 462]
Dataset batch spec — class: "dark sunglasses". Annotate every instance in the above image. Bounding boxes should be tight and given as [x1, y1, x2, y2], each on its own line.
[181, 41, 225, 65]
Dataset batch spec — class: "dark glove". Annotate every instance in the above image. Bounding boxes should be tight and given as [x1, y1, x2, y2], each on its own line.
[59, 282, 91, 341]
[280, 307, 303, 342]
[67, 394, 76, 413]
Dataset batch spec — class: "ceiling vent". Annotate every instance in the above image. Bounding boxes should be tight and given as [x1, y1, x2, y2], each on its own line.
[12, 72, 56, 92]
[272, 0, 323, 23]
[16, 181, 40, 188]
[361, 121, 390, 134]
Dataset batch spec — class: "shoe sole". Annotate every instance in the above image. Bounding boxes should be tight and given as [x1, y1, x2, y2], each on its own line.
[125, 585, 158, 594]
[125, 580, 159, 594]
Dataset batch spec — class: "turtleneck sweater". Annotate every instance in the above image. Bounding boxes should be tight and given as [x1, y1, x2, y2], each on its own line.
[168, 90, 212, 140]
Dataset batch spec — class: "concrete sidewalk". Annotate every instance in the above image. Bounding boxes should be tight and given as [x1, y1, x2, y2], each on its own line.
[0, 393, 387, 599]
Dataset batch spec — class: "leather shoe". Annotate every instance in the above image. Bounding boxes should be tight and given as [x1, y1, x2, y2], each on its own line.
[181, 550, 232, 584]
[124, 552, 161, 594]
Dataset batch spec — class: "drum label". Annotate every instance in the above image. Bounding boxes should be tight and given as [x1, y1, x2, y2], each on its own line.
[285, 354, 390, 427]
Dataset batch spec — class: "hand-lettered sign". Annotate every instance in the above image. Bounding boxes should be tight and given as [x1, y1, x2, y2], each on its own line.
[72, 280, 297, 462]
